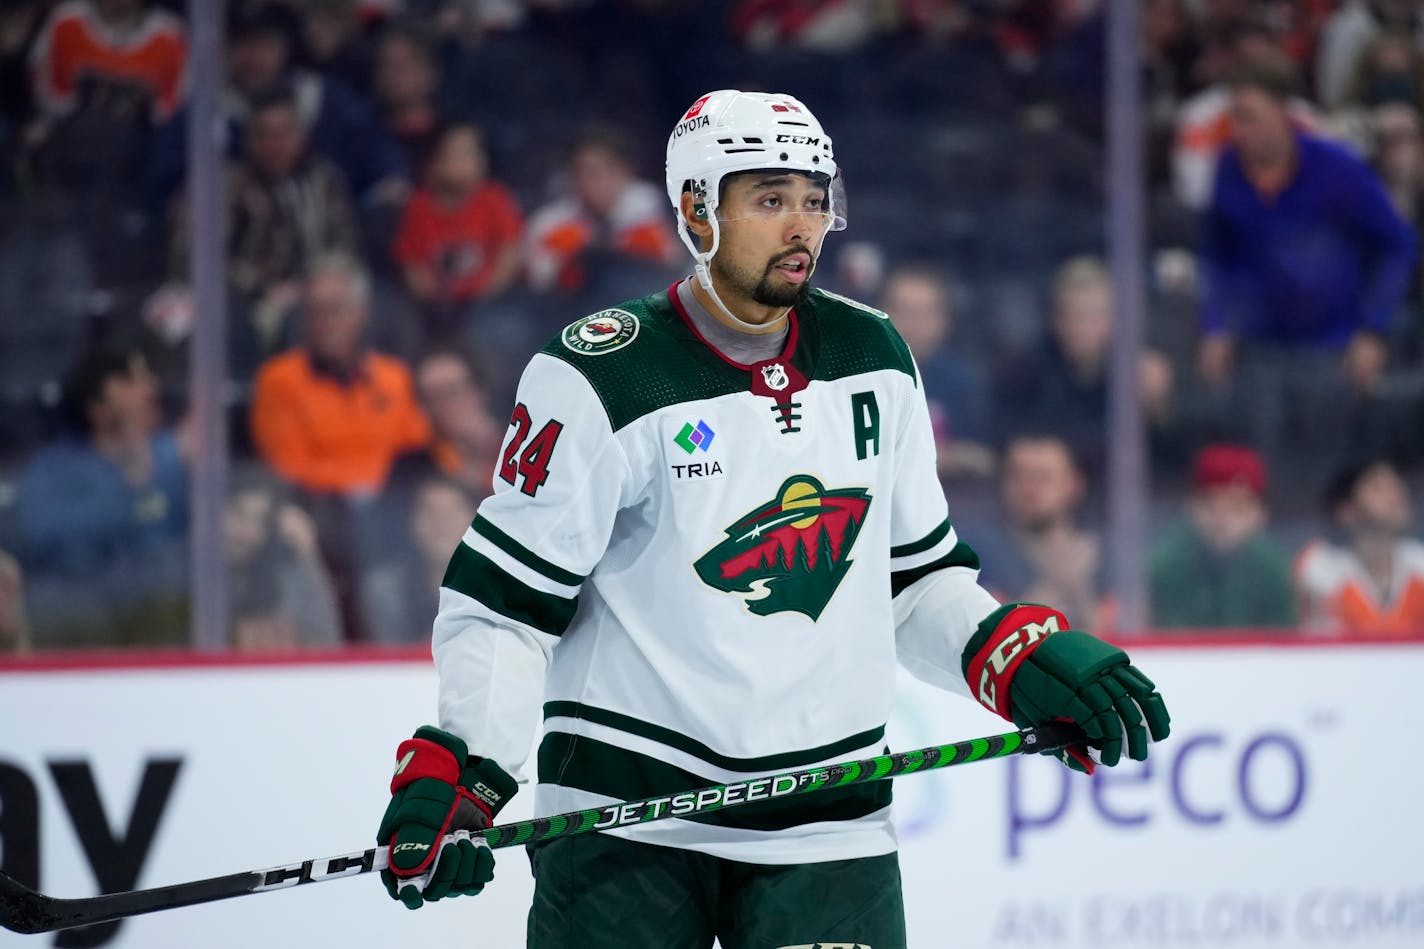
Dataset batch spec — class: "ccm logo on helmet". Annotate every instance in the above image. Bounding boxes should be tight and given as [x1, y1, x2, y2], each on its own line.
[775, 134, 821, 146]
[673, 115, 711, 138]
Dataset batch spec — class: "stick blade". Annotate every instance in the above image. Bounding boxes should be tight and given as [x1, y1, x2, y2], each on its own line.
[0, 871, 60, 935]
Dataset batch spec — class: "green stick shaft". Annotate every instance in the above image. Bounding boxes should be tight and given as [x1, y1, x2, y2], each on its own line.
[472, 721, 1081, 852]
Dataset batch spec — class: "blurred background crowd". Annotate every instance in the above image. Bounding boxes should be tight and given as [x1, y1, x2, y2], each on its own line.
[2, 0, 1424, 652]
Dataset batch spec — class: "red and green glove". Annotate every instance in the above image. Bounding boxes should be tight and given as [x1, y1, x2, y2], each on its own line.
[376, 726, 517, 909]
[962, 604, 1171, 773]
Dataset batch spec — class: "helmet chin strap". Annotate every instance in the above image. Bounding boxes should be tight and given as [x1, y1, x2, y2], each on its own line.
[693, 260, 790, 335]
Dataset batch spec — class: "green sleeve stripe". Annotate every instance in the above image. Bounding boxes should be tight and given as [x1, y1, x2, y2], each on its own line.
[890, 540, 981, 598]
[471, 515, 585, 587]
[537, 732, 891, 833]
[543, 700, 884, 773]
[442, 543, 578, 637]
[890, 518, 953, 559]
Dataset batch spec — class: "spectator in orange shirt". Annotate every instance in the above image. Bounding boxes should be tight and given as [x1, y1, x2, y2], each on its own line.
[28, 0, 187, 123]
[1296, 458, 1424, 637]
[392, 122, 523, 337]
[250, 252, 431, 498]
[250, 251, 431, 640]
[524, 128, 678, 295]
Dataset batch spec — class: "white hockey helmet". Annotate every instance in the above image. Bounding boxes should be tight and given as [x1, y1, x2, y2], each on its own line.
[665, 90, 845, 286]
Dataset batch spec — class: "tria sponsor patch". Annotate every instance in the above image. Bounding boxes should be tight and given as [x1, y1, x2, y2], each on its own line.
[674, 420, 715, 454]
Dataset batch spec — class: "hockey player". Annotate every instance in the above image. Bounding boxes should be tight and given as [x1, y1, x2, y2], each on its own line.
[375, 90, 1171, 948]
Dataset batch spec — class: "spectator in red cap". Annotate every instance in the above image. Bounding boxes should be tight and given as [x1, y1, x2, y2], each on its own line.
[1148, 444, 1295, 629]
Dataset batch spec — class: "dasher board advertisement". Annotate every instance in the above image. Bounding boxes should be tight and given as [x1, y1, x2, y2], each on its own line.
[0, 643, 1419, 948]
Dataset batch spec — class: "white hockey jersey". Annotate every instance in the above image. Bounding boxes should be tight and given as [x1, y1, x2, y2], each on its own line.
[432, 283, 1001, 864]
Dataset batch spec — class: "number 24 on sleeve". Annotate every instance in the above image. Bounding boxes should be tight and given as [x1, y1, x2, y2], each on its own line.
[499, 403, 564, 497]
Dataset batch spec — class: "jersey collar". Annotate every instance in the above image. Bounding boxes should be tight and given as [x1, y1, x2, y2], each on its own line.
[666, 281, 800, 373]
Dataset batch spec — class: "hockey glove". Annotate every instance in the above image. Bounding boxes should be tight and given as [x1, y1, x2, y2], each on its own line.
[962, 604, 1170, 774]
[376, 726, 517, 909]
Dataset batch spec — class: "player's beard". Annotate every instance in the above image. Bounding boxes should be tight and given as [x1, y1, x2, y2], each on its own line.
[713, 245, 814, 309]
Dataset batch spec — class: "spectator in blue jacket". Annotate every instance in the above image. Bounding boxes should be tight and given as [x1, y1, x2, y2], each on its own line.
[15, 342, 190, 647]
[1199, 55, 1418, 476]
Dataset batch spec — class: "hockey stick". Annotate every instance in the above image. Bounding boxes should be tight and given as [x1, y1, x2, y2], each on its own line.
[0, 721, 1081, 935]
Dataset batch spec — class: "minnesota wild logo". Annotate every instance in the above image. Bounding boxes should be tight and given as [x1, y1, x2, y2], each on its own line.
[694, 475, 872, 620]
[561, 309, 639, 355]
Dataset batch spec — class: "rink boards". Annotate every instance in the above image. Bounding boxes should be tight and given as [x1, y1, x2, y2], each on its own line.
[0, 641, 1420, 949]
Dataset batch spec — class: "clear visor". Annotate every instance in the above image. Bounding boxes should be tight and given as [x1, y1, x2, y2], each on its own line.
[713, 171, 847, 233]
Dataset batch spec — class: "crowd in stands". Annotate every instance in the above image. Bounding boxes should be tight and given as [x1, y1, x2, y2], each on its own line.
[2, 0, 1424, 651]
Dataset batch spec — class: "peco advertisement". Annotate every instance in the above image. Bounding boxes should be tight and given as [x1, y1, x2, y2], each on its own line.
[0, 644, 1420, 948]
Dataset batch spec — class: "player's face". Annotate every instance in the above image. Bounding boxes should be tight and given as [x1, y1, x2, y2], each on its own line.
[712, 172, 831, 309]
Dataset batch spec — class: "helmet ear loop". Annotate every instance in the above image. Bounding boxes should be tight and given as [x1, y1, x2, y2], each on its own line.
[676, 185, 718, 280]
[694, 201, 722, 294]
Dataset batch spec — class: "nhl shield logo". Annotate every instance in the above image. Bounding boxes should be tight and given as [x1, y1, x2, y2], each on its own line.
[761, 363, 789, 391]
[694, 475, 872, 621]
[562, 309, 639, 356]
